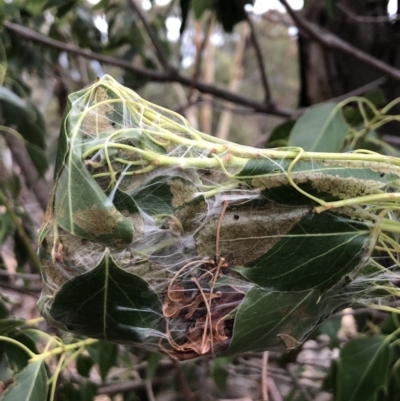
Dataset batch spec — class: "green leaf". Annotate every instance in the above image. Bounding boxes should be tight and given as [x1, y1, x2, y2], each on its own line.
[213, 0, 254, 32]
[236, 212, 369, 292]
[24, 142, 48, 177]
[0, 360, 48, 401]
[0, 319, 25, 335]
[76, 354, 94, 378]
[0, 212, 12, 246]
[336, 336, 391, 401]
[0, 87, 48, 175]
[53, 90, 133, 247]
[209, 357, 233, 393]
[288, 103, 349, 152]
[4, 331, 38, 372]
[54, 152, 133, 247]
[179, 0, 191, 35]
[224, 289, 326, 355]
[265, 119, 296, 147]
[0, 87, 29, 111]
[43, 0, 75, 11]
[87, 341, 117, 382]
[48, 250, 162, 344]
[318, 316, 341, 348]
[192, 0, 212, 19]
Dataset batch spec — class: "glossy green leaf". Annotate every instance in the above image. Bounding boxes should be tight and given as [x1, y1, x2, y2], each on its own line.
[0, 360, 48, 401]
[224, 288, 327, 355]
[336, 336, 391, 401]
[288, 103, 349, 152]
[49, 250, 162, 344]
[236, 212, 369, 292]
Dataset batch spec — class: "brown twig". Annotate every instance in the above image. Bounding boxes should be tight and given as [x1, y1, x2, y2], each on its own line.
[126, 0, 173, 72]
[320, 76, 387, 104]
[0, 280, 41, 295]
[246, 14, 272, 104]
[172, 359, 196, 401]
[261, 351, 269, 400]
[189, 15, 214, 100]
[0, 270, 40, 280]
[3, 21, 293, 118]
[278, 0, 400, 82]
[267, 377, 283, 401]
[338, 3, 400, 24]
[2, 132, 50, 211]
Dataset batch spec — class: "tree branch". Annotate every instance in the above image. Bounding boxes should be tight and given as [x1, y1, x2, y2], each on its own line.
[246, 14, 273, 104]
[278, 0, 400, 82]
[126, 0, 173, 71]
[3, 21, 293, 118]
[3, 132, 50, 211]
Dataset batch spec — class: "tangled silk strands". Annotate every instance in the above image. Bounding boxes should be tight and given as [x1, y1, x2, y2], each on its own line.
[38, 75, 400, 360]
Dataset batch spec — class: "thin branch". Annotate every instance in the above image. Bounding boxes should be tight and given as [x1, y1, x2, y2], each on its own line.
[322, 76, 387, 103]
[338, 3, 400, 24]
[278, 0, 400, 82]
[2, 132, 50, 211]
[145, 380, 156, 401]
[0, 270, 40, 280]
[189, 15, 214, 100]
[126, 0, 173, 71]
[3, 21, 293, 118]
[246, 14, 272, 104]
[267, 377, 283, 401]
[0, 280, 41, 295]
[172, 359, 195, 401]
[261, 351, 269, 400]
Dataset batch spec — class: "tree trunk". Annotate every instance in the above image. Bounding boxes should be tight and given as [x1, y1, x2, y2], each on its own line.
[299, 0, 400, 135]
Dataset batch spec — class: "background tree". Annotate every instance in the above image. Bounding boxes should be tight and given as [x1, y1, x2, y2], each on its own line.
[0, 1, 400, 400]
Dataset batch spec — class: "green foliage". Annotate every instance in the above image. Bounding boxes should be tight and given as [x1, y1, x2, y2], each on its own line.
[48, 250, 162, 343]
[288, 102, 349, 152]
[0, 360, 48, 401]
[0, 1, 399, 399]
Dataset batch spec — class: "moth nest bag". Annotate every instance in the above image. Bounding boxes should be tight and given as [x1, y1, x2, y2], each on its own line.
[39, 75, 400, 360]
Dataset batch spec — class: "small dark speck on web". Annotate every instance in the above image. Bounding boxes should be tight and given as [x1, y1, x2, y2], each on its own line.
[233, 214, 239, 220]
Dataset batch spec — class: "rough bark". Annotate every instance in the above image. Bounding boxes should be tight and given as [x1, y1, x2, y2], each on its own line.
[299, 0, 400, 131]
